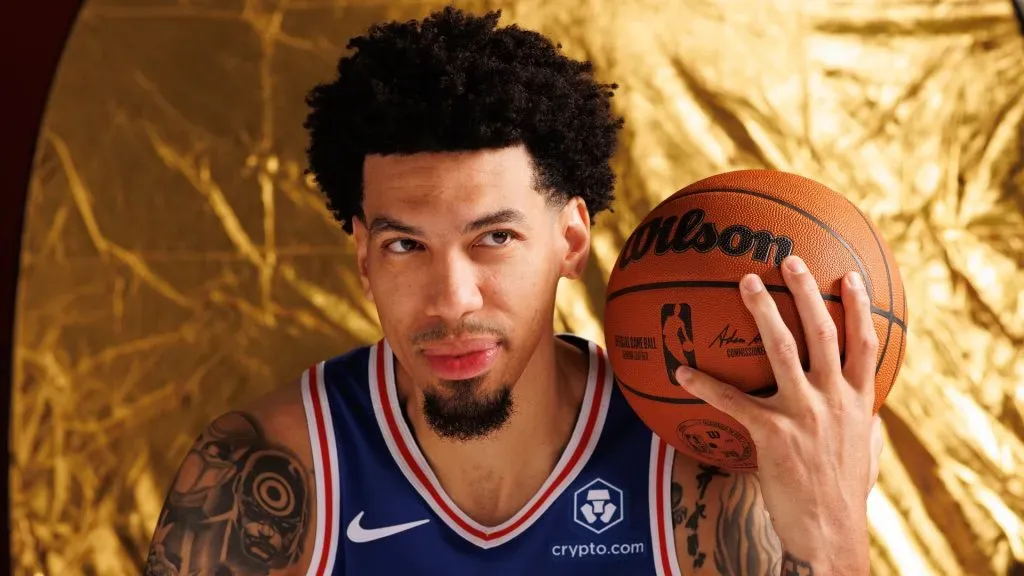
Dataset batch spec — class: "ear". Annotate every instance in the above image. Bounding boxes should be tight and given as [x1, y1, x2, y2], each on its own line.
[558, 197, 591, 280]
[352, 218, 375, 303]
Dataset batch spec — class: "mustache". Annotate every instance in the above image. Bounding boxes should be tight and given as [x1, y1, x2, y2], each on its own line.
[411, 320, 508, 345]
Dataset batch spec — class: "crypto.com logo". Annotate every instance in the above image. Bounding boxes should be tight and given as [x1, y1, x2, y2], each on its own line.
[573, 478, 624, 535]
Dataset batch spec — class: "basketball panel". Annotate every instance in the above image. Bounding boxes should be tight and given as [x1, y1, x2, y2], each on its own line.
[607, 169, 910, 472]
[604, 286, 849, 396]
[608, 192, 860, 307]
[670, 170, 898, 313]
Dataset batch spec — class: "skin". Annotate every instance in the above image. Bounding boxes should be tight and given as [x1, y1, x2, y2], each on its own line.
[141, 385, 317, 576]
[143, 145, 882, 575]
[353, 145, 594, 523]
[678, 260, 884, 575]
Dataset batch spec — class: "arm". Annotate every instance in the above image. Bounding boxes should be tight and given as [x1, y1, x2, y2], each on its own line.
[143, 381, 316, 576]
[673, 261, 881, 576]
[671, 453, 783, 576]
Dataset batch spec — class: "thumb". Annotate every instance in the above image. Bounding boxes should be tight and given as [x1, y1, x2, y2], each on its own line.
[676, 366, 763, 431]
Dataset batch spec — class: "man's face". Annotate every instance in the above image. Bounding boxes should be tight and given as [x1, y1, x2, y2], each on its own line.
[354, 145, 590, 441]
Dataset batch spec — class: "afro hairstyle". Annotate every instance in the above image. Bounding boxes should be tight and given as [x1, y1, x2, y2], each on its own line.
[303, 6, 624, 234]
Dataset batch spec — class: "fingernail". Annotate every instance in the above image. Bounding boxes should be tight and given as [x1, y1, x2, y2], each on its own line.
[740, 274, 763, 293]
[847, 271, 863, 290]
[785, 256, 806, 274]
[675, 366, 694, 384]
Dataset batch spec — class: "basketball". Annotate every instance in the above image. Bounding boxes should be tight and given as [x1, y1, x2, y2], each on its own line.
[604, 169, 907, 472]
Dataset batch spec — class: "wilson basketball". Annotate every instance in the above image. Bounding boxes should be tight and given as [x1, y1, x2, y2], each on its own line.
[604, 169, 907, 472]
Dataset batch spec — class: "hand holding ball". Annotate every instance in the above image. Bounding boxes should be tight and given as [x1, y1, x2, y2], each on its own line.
[604, 169, 907, 472]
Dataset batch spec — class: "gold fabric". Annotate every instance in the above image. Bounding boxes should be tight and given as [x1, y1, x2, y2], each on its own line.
[10, 0, 1024, 574]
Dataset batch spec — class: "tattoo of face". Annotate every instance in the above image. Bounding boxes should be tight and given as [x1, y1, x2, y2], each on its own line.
[782, 552, 814, 576]
[712, 473, 782, 576]
[144, 411, 310, 576]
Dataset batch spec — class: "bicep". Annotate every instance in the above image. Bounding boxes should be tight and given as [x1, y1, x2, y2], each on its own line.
[671, 453, 782, 576]
[143, 409, 317, 576]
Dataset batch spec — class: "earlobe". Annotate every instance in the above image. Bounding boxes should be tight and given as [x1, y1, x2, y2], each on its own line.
[560, 197, 591, 280]
[352, 219, 374, 302]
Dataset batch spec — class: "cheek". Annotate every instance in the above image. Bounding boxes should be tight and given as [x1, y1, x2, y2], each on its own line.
[486, 252, 559, 314]
[367, 264, 420, 325]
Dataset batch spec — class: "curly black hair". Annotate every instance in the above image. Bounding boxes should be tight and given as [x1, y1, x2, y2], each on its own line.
[303, 6, 624, 234]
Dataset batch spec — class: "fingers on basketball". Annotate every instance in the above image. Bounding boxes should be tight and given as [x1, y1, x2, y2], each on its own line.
[605, 169, 907, 472]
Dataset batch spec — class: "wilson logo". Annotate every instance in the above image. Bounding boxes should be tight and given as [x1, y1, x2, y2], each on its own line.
[617, 208, 794, 270]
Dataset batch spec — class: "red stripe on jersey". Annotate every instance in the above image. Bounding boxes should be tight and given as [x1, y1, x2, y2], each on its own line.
[376, 343, 607, 541]
[655, 439, 675, 574]
[308, 365, 334, 576]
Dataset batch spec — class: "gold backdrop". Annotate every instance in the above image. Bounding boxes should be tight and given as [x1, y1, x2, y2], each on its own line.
[10, 0, 1024, 574]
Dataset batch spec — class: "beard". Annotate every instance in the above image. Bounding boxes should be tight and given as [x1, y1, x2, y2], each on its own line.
[422, 376, 514, 441]
[408, 318, 515, 441]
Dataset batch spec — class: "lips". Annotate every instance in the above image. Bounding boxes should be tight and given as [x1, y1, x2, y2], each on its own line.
[420, 339, 500, 380]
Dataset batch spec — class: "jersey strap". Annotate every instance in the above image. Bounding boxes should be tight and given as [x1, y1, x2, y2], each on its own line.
[301, 362, 341, 575]
[370, 338, 612, 550]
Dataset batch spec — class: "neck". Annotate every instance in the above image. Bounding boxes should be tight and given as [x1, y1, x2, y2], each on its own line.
[394, 333, 589, 526]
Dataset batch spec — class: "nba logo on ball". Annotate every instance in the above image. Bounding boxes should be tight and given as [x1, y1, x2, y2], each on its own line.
[573, 479, 624, 534]
[660, 302, 697, 384]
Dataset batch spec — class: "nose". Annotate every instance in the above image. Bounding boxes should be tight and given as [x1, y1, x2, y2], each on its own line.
[423, 251, 484, 324]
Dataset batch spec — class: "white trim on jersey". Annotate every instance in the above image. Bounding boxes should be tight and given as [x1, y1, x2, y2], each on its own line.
[649, 435, 682, 576]
[369, 338, 613, 550]
[302, 362, 341, 576]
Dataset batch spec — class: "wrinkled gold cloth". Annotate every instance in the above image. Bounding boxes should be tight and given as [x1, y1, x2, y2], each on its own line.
[10, 1, 1024, 574]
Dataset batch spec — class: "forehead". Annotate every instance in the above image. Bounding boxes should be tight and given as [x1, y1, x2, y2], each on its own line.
[361, 146, 543, 220]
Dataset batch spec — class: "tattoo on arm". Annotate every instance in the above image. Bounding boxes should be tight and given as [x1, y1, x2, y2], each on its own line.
[781, 552, 814, 576]
[712, 472, 783, 576]
[143, 411, 311, 576]
[671, 481, 685, 526]
[671, 464, 731, 570]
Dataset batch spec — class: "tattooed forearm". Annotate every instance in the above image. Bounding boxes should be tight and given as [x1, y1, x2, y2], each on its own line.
[143, 411, 310, 576]
[781, 552, 813, 575]
[673, 464, 731, 570]
[713, 473, 783, 576]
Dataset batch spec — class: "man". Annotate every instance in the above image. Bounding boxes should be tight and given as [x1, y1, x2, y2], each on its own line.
[144, 7, 883, 575]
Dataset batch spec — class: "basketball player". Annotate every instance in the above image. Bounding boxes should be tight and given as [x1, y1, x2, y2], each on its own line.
[661, 303, 697, 385]
[143, 8, 883, 575]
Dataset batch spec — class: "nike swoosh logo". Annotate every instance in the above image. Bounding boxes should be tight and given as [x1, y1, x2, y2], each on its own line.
[346, 511, 430, 543]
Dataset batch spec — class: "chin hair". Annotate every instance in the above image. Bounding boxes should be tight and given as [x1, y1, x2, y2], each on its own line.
[422, 376, 513, 441]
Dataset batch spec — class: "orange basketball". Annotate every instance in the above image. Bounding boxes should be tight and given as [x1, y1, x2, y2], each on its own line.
[604, 169, 907, 472]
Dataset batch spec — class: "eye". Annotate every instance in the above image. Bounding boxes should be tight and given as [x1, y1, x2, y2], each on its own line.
[478, 231, 515, 247]
[384, 238, 422, 254]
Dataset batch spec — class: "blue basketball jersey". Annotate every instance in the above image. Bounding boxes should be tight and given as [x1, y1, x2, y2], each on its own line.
[298, 335, 683, 575]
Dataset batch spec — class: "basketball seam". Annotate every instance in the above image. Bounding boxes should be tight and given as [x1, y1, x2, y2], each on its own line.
[606, 280, 906, 330]
[616, 377, 778, 405]
[660, 187, 874, 299]
[841, 195, 895, 376]
[892, 293, 907, 396]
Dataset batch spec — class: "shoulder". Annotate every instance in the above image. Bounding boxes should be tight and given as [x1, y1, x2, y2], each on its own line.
[240, 373, 313, 451]
[669, 452, 782, 576]
[143, 371, 322, 576]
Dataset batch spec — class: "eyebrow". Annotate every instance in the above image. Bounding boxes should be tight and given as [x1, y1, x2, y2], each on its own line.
[368, 208, 527, 238]
[367, 216, 421, 238]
